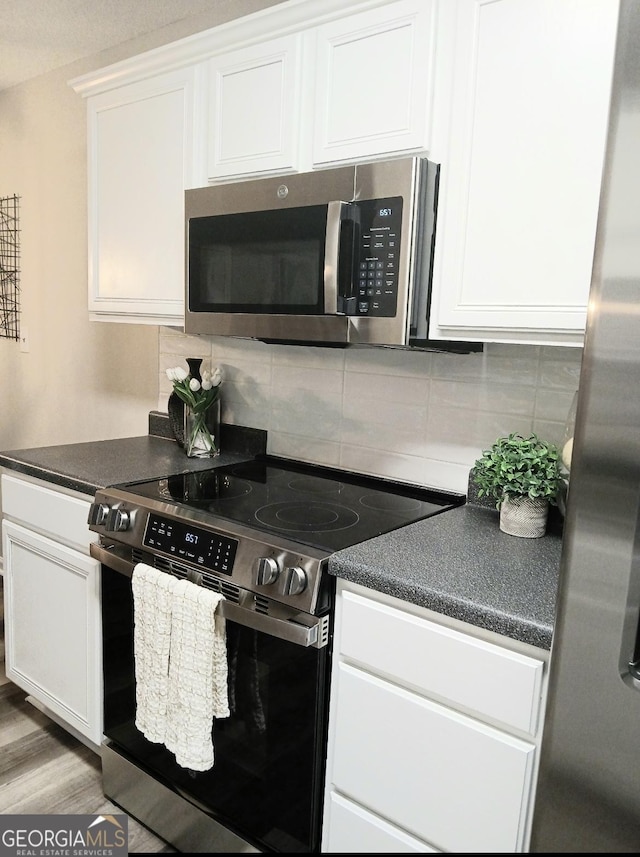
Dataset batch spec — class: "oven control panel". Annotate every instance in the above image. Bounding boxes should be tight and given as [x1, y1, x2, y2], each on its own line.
[143, 513, 238, 575]
[88, 491, 329, 614]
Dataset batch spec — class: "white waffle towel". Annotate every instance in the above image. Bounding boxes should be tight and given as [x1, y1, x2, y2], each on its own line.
[131, 565, 230, 771]
[132, 563, 178, 743]
[164, 578, 230, 771]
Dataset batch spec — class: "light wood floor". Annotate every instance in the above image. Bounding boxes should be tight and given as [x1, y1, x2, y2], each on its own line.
[0, 577, 176, 854]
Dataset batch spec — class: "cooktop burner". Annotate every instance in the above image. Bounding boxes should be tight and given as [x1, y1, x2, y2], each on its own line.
[121, 456, 464, 553]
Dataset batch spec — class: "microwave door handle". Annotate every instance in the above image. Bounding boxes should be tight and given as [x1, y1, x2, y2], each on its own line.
[324, 201, 350, 315]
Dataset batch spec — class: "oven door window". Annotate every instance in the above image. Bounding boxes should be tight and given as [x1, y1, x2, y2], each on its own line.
[188, 206, 328, 315]
[102, 570, 331, 853]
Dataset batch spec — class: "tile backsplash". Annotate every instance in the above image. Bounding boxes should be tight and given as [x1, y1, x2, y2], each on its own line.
[159, 328, 582, 494]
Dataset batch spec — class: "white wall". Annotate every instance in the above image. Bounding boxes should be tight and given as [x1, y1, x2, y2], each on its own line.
[160, 329, 582, 494]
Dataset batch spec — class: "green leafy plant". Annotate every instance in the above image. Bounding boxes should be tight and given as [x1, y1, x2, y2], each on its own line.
[472, 433, 563, 508]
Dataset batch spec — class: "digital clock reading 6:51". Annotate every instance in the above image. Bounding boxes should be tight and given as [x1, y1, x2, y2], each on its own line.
[143, 513, 237, 575]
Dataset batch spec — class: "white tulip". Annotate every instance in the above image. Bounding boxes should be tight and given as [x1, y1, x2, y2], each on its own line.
[201, 378, 213, 390]
[174, 367, 188, 382]
[189, 377, 201, 392]
[166, 367, 176, 381]
[211, 367, 222, 387]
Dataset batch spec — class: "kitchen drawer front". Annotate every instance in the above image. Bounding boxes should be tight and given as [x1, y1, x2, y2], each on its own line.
[1, 473, 96, 553]
[340, 589, 544, 735]
[325, 791, 436, 853]
[332, 663, 534, 853]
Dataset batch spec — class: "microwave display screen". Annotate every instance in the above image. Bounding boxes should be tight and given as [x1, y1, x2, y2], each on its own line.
[189, 205, 328, 314]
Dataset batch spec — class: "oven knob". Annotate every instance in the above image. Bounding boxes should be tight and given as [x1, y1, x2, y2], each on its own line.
[105, 506, 131, 532]
[255, 557, 280, 586]
[87, 502, 109, 526]
[283, 566, 307, 596]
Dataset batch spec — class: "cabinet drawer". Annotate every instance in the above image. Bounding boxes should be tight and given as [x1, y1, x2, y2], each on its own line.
[325, 791, 436, 853]
[2, 473, 96, 553]
[332, 663, 534, 853]
[340, 590, 544, 734]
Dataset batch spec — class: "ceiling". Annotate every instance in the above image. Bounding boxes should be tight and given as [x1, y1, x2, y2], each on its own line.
[0, 0, 229, 91]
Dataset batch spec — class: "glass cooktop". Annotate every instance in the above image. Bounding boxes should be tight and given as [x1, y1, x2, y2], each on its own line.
[120, 456, 465, 553]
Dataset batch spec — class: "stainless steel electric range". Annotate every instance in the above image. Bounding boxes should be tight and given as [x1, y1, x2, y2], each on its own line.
[88, 456, 464, 853]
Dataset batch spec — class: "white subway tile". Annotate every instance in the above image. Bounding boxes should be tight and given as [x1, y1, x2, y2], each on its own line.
[342, 396, 428, 436]
[430, 379, 535, 416]
[532, 419, 566, 447]
[534, 388, 577, 423]
[268, 432, 341, 465]
[431, 347, 539, 386]
[270, 394, 343, 440]
[426, 407, 534, 465]
[538, 358, 583, 390]
[344, 370, 429, 405]
[272, 342, 346, 370]
[272, 364, 344, 395]
[345, 345, 433, 377]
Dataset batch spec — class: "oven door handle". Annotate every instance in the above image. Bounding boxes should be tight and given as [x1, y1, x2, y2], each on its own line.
[217, 600, 324, 648]
[91, 542, 328, 648]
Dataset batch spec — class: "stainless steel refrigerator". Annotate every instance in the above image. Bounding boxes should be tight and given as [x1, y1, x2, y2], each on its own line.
[530, 0, 640, 851]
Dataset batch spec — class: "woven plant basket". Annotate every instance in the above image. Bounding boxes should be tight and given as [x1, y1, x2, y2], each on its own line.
[499, 494, 549, 538]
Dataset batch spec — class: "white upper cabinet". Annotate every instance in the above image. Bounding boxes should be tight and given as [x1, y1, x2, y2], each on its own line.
[206, 34, 304, 180]
[85, 67, 199, 324]
[70, 0, 620, 341]
[312, 0, 435, 165]
[71, 0, 430, 325]
[429, 0, 619, 346]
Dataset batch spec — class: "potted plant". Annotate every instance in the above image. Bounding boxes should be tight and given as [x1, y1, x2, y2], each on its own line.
[472, 433, 563, 538]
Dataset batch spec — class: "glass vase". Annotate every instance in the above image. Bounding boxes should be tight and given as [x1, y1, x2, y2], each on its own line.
[184, 398, 221, 458]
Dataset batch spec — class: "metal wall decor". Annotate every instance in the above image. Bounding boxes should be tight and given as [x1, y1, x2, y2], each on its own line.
[0, 194, 20, 340]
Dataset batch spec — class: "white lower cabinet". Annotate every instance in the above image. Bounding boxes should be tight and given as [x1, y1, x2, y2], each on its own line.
[326, 792, 436, 853]
[1, 473, 102, 748]
[322, 581, 548, 852]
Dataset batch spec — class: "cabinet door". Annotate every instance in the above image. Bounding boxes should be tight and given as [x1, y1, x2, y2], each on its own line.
[430, 0, 619, 346]
[87, 67, 199, 324]
[313, 0, 435, 165]
[207, 35, 303, 180]
[325, 792, 436, 853]
[332, 662, 535, 853]
[2, 520, 103, 746]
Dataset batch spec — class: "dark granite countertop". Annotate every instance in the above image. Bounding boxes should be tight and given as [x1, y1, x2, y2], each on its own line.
[0, 420, 562, 649]
[0, 416, 266, 496]
[328, 503, 563, 650]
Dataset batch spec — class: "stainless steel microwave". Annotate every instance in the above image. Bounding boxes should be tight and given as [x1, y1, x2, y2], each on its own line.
[184, 157, 440, 347]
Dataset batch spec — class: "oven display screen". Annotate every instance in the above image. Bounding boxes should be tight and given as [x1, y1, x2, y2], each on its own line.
[143, 513, 237, 575]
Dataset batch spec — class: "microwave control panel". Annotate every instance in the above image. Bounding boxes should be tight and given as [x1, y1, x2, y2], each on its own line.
[354, 197, 402, 317]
